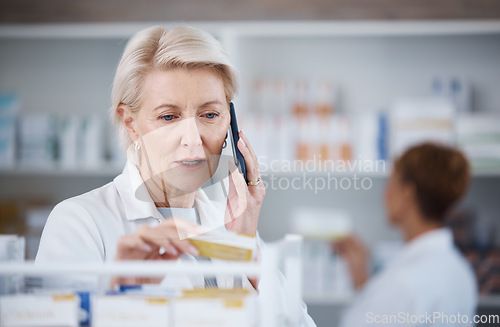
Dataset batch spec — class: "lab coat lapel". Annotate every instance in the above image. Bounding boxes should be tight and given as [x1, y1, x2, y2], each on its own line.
[113, 161, 163, 222]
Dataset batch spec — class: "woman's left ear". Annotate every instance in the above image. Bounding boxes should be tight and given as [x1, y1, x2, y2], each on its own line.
[402, 182, 417, 203]
[117, 104, 138, 141]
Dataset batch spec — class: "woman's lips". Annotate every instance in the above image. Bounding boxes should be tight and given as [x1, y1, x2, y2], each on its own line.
[174, 159, 207, 170]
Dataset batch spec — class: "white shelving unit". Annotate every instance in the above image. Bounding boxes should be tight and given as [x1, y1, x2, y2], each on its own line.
[0, 235, 304, 327]
[1, 20, 500, 39]
[1, 21, 500, 323]
[1, 20, 500, 178]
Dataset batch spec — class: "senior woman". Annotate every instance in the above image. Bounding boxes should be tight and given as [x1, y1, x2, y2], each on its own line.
[36, 25, 315, 326]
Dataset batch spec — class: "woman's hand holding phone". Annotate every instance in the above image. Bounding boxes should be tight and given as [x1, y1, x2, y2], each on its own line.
[225, 131, 265, 237]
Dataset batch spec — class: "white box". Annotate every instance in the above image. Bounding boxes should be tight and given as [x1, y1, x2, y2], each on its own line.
[0, 94, 19, 168]
[174, 292, 256, 327]
[0, 294, 79, 327]
[93, 294, 170, 327]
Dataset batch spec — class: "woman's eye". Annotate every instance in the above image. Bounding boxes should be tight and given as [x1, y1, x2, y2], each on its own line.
[160, 115, 174, 121]
[204, 113, 218, 119]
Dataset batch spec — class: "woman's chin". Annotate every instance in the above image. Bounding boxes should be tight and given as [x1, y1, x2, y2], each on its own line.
[166, 171, 210, 193]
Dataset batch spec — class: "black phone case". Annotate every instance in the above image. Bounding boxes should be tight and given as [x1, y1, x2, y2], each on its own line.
[229, 102, 247, 182]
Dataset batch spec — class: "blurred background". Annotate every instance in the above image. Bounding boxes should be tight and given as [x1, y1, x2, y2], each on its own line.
[1, 1, 500, 326]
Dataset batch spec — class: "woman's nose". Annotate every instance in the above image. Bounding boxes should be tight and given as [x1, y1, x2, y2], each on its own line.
[180, 117, 202, 147]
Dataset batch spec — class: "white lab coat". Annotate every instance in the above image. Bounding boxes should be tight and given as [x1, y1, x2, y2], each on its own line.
[36, 160, 316, 326]
[340, 228, 477, 327]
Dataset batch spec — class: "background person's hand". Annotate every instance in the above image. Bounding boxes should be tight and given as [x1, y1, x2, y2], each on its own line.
[332, 234, 370, 289]
[224, 131, 265, 236]
[111, 218, 202, 288]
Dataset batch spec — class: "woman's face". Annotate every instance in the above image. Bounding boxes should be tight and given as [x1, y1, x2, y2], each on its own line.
[129, 68, 230, 193]
[384, 170, 409, 226]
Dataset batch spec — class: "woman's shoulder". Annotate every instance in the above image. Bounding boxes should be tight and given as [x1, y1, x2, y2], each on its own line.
[56, 181, 117, 210]
[49, 180, 123, 225]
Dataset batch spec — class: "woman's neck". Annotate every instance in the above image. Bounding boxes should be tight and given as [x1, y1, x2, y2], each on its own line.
[155, 192, 196, 208]
[138, 166, 197, 208]
[401, 210, 443, 243]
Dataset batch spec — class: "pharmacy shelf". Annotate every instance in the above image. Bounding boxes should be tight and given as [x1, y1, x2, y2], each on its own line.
[303, 294, 353, 306]
[260, 162, 500, 178]
[478, 295, 500, 308]
[0, 164, 122, 177]
[0, 261, 262, 277]
[1, 164, 500, 178]
[0, 20, 500, 39]
[0, 235, 304, 327]
[303, 294, 500, 308]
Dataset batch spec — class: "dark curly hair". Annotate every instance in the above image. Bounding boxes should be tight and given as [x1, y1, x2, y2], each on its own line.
[394, 142, 470, 223]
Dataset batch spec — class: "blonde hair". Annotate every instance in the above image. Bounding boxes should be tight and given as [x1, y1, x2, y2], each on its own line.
[109, 25, 239, 150]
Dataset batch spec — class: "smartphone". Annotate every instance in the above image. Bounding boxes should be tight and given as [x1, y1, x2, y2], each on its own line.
[229, 102, 247, 182]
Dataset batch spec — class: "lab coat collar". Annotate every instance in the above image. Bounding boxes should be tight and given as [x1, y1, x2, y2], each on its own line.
[113, 161, 227, 226]
[113, 161, 163, 221]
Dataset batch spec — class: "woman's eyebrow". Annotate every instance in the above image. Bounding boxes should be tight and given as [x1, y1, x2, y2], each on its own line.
[199, 100, 223, 108]
[153, 103, 180, 111]
[153, 100, 222, 112]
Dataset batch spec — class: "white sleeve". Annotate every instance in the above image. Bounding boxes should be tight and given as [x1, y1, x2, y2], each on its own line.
[339, 276, 418, 327]
[35, 199, 105, 290]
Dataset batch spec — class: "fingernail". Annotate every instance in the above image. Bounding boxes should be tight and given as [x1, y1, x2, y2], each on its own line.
[188, 245, 199, 256]
[143, 243, 153, 252]
[168, 245, 179, 256]
[239, 138, 246, 147]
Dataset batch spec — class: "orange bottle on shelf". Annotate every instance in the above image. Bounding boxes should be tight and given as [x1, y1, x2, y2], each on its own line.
[292, 79, 309, 119]
[315, 79, 335, 117]
[338, 117, 353, 161]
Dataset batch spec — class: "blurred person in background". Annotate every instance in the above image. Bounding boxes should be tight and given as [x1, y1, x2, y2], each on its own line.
[335, 142, 477, 326]
[36, 25, 315, 326]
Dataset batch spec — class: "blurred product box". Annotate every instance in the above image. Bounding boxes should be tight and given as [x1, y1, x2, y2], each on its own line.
[390, 97, 455, 158]
[58, 115, 80, 168]
[18, 113, 58, 167]
[80, 115, 105, 168]
[93, 294, 170, 327]
[431, 76, 472, 114]
[80, 288, 256, 327]
[456, 114, 500, 171]
[301, 240, 353, 299]
[291, 207, 352, 241]
[58, 114, 106, 169]
[0, 94, 19, 168]
[354, 111, 388, 161]
[0, 235, 25, 295]
[24, 205, 51, 260]
[0, 293, 79, 327]
[291, 207, 354, 299]
[0, 102, 111, 170]
[174, 289, 256, 327]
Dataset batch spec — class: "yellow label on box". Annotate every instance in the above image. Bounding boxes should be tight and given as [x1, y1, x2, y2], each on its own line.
[145, 297, 169, 305]
[224, 299, 244, 308]
[189, 239, 252, 261]
[182, 289, 250, 299]
[52, 294, 76, 302]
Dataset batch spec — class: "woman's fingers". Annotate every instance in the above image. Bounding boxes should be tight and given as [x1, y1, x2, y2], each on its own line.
[239, 131, 257, 163]
[238, 131, 261, 183]
[225, 161, 248, 223]
[115, 234, 153, 260]
[116, 218, 203, 260]
[146, 220, 201, 256]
